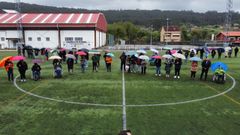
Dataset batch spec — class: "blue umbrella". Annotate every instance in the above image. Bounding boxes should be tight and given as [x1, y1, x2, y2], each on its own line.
[211, 62, 228, 72]
[189, 56, 202, 62]
[106, 53, 115, 57]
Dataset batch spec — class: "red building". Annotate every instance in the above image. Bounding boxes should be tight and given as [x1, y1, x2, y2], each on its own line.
[216, 31, 240, 44]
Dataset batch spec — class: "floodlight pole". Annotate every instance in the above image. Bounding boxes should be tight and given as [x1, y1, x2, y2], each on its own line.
[150, 25, 153, 46]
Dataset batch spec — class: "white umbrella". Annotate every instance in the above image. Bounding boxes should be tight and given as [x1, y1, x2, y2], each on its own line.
[66, 54, 76, 59]
[138, 55, 149, 61]
[162, 54, 173, 59]
[150, 48, 159, 53]
[172, 53, 186, 59]
[190, 49, 197, 54]
[49, 55, 62, 60]
[137, 50, 147, 54]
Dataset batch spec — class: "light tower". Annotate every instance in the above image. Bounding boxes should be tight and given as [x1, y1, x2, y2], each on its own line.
[15, 0, 24, 44]
[224, 0, 233, 46]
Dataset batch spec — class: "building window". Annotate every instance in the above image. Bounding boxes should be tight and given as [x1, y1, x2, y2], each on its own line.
[37, 37, 41, 41]
[173, 35, 180, 37]
[65, 37, 73, 43]
[75, 37, 83, 43]
[28, 37, 32, 41]
[1, 37, 5, 41]
[46, 37, 50, 41]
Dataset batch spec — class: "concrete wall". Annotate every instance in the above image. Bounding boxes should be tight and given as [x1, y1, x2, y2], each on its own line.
[24, 30, 59, 48]
[0, 29, 106, 49]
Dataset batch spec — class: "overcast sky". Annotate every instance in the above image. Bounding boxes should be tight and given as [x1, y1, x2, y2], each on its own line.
[1, 0, 240, 12]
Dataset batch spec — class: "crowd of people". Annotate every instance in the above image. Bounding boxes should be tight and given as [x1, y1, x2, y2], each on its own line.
[3, 46, 238, 83]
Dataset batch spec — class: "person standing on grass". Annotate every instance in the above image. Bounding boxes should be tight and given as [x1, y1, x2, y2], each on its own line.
[92, 54, 98, 72]
[105, 56, 112, 72]
[174, 58, 182, 79]
[234, 46, 239, 57]
[155, 58, 161, 76]
[184, 50, 189, 63]
[80, 56, 87, 73]
[190, 61, 198, 79]
[103, 52, 107, 68]
[165, 58, 172, 78]
[4, 59, 14, 82]
[200, 58, 211, 80]
[120, 52, 127, 71]
[211, 49, 216, 59]
[189, 50, 195, 58]
[67, 58, 74, 73]
[96, 54, 101, 67]
[45, 49, 49, 61]
[32, 63, 41, 81]
[17, 60, 28, 82]
[141, 59, 147, 74]
[217, 48, 222, 59]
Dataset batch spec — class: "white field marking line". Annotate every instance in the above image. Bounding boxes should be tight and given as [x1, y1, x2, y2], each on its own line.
[122, 67, 127, 130]
[13, 74, 236, 107]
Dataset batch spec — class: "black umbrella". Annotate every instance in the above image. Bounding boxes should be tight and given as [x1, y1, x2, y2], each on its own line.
[33, 48, 40, 51]
[24, 45, 33, 50]
[79, 48, 89, 52]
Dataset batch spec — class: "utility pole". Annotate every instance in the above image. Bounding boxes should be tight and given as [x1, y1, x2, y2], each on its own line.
[166, 18, 169, 45]
[150, 25, 153, 46]
[15, 0, 23, 44]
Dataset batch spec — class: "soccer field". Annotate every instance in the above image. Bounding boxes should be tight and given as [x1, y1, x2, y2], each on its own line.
[0, 50, 240, 135]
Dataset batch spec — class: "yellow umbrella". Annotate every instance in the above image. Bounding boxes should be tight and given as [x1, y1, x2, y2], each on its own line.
[0, 56, 13, 68]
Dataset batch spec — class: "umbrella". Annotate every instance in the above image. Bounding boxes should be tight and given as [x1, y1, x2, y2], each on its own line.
[24, 45, 33, 50]
[76, 51, 87, 56]
[138, 55, 149, 61]
[0, 56, 13, 67]
[152, 55, 162, 59]
[45, 48, 51, 51]
[125, 51, 137, 56]
[172, 53, 186, 59]
[32, 59, 43, 64]
[163, 46, 173, 50]
[89, 50, 101, 54]
[49, 56, 62, 60]
[162, 54, 173, 59]
[189, 56, 202, 62]
[211, 62, 228, 72]
[33, 48, 40, 51]
[79, 48, 89, 52]
[170, 50, 177, 54]
[59, 48, 66, 51]
[137, 50, 147, 54]
[66, 54, 76, 59]
[50, 49, 58, 53]
[150, 48, 159, 53]
[190, 49, 197, 54]
[11, 56, 26, 61]
[106, 53, 115, 57]
[224, 47, 231, 52]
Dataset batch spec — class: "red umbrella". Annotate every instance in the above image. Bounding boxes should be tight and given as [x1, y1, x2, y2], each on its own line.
[76, 51, 87, 56]
[11, 56, 26, 61]
[152, 55, 162, 59]
[60, 48, 66, 51]
[0, 56, 13, 67]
